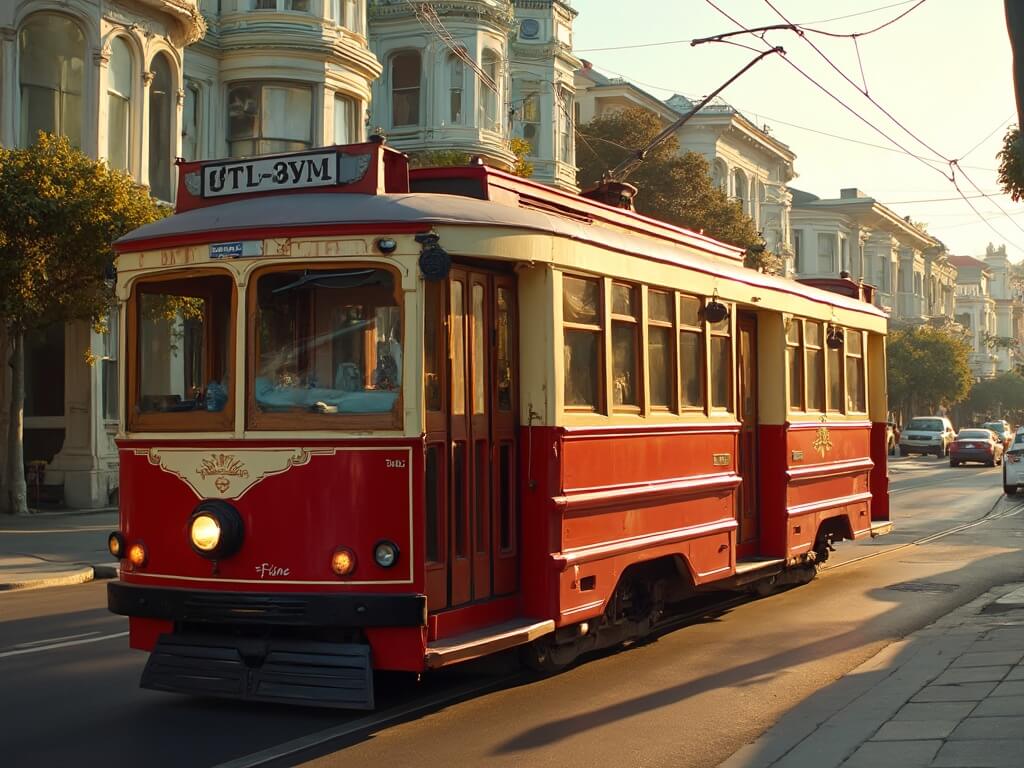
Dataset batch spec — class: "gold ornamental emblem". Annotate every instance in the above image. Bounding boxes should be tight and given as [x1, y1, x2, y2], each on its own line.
[812, 425, 833, 457]
[196, 454, 250, 494]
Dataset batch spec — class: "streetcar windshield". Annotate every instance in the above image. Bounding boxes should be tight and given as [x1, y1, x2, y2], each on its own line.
[134, 274, 233, 426]
[251, 266, 402, 425]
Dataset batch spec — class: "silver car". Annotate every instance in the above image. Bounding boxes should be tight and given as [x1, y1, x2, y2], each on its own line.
[899, 416, 956, 458]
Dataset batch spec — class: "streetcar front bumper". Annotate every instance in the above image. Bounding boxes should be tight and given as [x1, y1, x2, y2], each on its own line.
[108, 583, 427, 709]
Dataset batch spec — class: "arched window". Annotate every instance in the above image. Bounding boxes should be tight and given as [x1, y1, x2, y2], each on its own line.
[19, 14, 85, 147]
[448, 55, 464, 124]
[391, 52, 421, 127]
[107, 37, 133, 172]
[334, 93, 357, 144]
[712, 159, 728, 192]
[733, 169, 748, 213]
[148, 53, 173, 201]
[480, 49, 500, 132]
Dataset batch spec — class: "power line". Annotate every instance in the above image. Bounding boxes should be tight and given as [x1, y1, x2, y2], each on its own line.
[801, 0, 928, 38]
[959, 113, 1015, 162]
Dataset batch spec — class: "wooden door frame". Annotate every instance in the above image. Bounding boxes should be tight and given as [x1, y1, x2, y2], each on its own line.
[736, 313, 760, 557]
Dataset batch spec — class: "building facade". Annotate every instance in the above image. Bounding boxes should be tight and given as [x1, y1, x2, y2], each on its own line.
[367, 0, 579, 190]
[951, 255, 999, 379]
[573, 69, 797, 272]
[1, 0, 205, 508]
[790, 188, 956, 325]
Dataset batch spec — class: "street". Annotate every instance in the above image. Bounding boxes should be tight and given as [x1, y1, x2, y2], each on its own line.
[2, 457, 1024, 768]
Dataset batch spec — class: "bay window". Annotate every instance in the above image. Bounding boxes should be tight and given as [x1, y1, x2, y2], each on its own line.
[228, 81, 313, 157]
[19, 14, 85, 148]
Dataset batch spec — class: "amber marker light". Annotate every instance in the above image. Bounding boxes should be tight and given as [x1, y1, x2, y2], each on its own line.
[331, 547, 357, 577]
[128, 542, 147, 567]
[108, 532, 125, 559]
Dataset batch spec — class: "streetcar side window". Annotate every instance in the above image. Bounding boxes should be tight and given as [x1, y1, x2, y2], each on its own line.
[708, 300, 732, 411]
[563, 274, 603, 410]
[786, 318, 804, 411]
[130, 273, 234, 431]
[805, 320, 825, 411]
[846, 329, 866, 413]
[679, 294, 704, 409]
[611, 282, 640, 410]
[647, 289, 675, 410]
[827, 327, 844, 412]
[249, 266, 402, 429]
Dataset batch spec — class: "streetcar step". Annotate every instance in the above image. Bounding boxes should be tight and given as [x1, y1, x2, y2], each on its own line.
[870, 520, 894, 537]
[734, 557, 786, 577]
[425, 618, 555, 669]
[141, 634, 374, 709]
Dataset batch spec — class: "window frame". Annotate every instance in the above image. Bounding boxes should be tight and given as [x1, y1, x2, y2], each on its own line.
[646, 287, 676, 412]
[707, 300, 733, 412]
[19, 13, 86, 149]
[786, 317, 805, 412]
[562, 273, 605, 413]
[826, 326, 845, 413]
[678, 293, 706, 412]
[245, 262, 405, 432]
[106, 36, 134, 173]
[126, 269, 237, 433]
[390, 50, 422, 128]
[805, 319, 825, 412]
[845, 328, 867, 414]
[226, 80, 314, 158]
[610, 281, 641, 412]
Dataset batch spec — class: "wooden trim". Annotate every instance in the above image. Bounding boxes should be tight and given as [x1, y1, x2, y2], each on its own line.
[126, 268, 237, 433]
[554, 472, 743, 514]
[786, 457, 874, 481]
[560, 421, 741, 438]
[788, 419, 872, 431]
[245, 262, 405, 431]
[786, 491, 873, 518]
[553, 516, 738, 569]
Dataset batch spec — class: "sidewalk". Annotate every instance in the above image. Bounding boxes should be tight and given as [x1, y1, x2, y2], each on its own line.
[0, 508, 119, 591]
[721, 583, 1024, 768]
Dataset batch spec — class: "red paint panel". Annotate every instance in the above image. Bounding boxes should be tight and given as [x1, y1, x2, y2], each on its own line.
[117, 439, 422, 594]
[364, 627, 426, 672]
[758, 424, 789, 556]
[870, 421, 891, 521]
[129, 617, 173, 651]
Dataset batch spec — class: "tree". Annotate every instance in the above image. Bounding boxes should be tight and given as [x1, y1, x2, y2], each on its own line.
[0, 134, 165, 514]
[966, 371, 1024, 423]
[576, 107, 778, 272]
[887, 325, 973, 419]
[997, 125, 1024, 201]
[406, 140, 533, 178]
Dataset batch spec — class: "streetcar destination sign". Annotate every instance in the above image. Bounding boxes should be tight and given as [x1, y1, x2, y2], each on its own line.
[193, 150, 372, 198]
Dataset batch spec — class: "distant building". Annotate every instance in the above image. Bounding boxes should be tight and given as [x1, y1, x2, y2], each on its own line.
[951, 255, 999, 379]
[790, 188, 956, 325]
[981, 243, 1023, 374]
[574, 66, 797, 272]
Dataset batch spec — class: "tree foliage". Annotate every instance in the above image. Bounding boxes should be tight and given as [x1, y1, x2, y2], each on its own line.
[406, 139, 534, 178]
[576, 107, 778, 272]
[887, 325, 973, 416]
[998, 125, 1024, 202]
[0, 133, 166, 334]
[966, 371, 1024, 422]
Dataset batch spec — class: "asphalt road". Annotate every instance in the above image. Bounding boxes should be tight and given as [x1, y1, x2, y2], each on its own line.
[1, 457, 1022, 768]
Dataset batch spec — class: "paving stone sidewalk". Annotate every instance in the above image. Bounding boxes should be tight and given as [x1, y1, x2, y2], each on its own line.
[721, 584, 1024, 768]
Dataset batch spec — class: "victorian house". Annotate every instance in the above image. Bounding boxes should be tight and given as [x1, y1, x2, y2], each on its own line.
[367, 0, 580, 191]
[789, 187, 957, 325]
[951, 255, 999, 379]
[573, 66, 798, 273]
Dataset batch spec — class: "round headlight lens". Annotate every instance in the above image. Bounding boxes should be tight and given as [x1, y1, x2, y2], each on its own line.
[108, 532, 125, 559]
[128, 542, 147, 567]
[374, 540, 399, 568]
[190, 514, 222, 552]
[188, 501, 244, 560]
[331, 547, 357, 576]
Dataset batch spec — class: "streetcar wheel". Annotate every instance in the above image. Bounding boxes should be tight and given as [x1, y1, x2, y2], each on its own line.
[521, 639, 571, 674]
[1005, 485, 1018, 495]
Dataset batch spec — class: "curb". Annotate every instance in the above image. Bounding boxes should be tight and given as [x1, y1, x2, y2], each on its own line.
[0, 562, 120, 592]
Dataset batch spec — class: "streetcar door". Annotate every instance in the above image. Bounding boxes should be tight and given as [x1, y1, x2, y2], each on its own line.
[445, 269, 519, 608]
[736, 313, 760, 556]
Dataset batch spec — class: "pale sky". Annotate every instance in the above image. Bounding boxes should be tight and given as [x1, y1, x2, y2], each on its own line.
[573, 0, 1021, 261]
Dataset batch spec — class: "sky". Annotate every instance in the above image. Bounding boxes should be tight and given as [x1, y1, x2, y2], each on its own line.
[572, 0, 1022, 261]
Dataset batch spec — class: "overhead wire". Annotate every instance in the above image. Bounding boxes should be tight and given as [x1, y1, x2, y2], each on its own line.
[701, 0, 1024, 251]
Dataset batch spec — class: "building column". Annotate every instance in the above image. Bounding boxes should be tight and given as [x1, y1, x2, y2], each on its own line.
[0, 26, 17, 147]
[138, 69, 154, 189]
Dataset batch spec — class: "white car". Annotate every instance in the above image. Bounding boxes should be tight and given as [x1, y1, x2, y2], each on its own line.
[1003, 429, 1024, 494]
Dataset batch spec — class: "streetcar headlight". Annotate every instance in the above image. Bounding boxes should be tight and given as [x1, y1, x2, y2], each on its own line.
[190, 514, 221, 553]
[108, 532, 126, 559]
[188, 500, 244, 560]
[374, 540, 400, 568]
[128, 542, 147, 567]
[331, 547, 357, 576]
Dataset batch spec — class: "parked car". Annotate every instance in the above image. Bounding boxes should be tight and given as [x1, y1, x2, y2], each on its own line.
[981, 420, 1014, 450]
[899, 416, 956, 457]
[1003, 428, 1024, 493]
[886, 421, 900, 455]
[949, 428, 1004, 467]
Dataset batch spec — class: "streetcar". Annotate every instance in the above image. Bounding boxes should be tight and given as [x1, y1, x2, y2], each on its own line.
[107, 140, 891, 709]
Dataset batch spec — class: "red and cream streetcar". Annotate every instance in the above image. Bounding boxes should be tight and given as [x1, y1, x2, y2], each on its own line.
[107, 140, 891, 708]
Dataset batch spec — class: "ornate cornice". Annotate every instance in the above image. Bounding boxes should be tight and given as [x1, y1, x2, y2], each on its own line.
[370, 0, 515, 30]
[133, 0, 207, 46]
